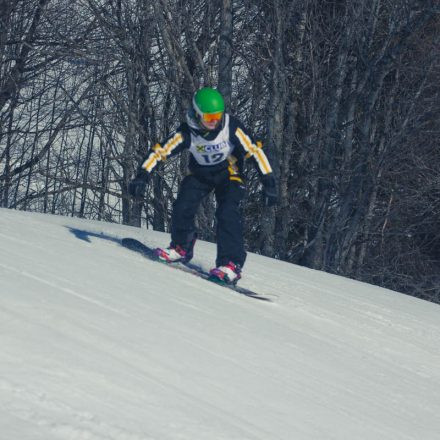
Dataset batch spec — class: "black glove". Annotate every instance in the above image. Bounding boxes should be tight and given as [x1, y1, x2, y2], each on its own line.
[128, 170, 149, 199]
[261, 174, 278, 207]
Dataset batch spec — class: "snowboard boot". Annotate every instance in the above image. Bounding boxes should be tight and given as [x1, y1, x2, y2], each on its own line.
[155, 234, 197, 264]
[155, 244, 189, 263]
[209, 261, 242, 285]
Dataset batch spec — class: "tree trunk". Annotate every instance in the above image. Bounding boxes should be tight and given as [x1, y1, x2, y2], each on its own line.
[218, 0, 233, 106]
[259, 0, 285, 257]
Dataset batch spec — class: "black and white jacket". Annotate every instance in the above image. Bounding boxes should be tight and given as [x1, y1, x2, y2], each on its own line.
[138, 110, 274, 185]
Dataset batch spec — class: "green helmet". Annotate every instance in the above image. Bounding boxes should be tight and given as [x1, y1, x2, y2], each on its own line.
[192, 87, 225, 122]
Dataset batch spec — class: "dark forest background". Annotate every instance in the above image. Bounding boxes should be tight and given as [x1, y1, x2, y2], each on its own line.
[1, 0, 439, 303]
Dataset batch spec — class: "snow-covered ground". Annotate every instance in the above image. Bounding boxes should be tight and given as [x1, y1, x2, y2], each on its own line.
[0, 208, 439, 440]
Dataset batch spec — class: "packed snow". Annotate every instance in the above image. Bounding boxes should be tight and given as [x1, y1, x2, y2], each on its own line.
[0, 208, 439, 440]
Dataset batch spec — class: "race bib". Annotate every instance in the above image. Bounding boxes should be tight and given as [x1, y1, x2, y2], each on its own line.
[189, 115, 233, 166]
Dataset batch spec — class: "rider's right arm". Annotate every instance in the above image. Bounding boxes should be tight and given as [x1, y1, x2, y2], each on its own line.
[139, 124, 191, 175]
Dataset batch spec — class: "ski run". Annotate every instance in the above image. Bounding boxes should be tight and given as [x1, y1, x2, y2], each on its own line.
[1, 208, 439, 440]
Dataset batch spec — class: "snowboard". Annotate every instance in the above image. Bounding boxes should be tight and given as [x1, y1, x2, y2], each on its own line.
[121, 238, 273, 302]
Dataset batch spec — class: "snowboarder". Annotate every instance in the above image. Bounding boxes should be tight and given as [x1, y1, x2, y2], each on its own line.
[128, 87, 277, 284]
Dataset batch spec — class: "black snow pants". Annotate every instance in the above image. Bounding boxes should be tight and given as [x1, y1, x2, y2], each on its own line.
[170, 174, 247, 268]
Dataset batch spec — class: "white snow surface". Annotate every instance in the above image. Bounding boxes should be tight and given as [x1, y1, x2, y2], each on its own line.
[1, 208, 439, 440]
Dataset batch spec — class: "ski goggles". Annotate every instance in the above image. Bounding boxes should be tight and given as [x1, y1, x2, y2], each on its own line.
[201, 111, 223, 122]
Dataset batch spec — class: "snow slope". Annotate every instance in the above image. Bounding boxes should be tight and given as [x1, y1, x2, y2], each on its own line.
[0, 208, 439, 440]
